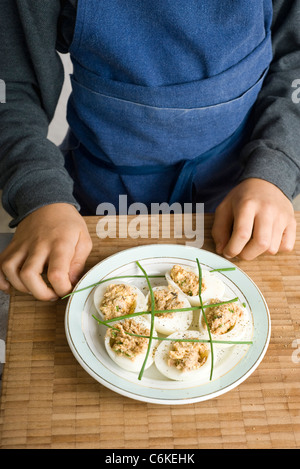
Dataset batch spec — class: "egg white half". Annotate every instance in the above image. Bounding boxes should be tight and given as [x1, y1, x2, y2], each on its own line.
[154, 331, 211, 381]
[93, 280, 147, 320]
[104, 316, 157, 373]
[145, 286, 194, 335]
[165, 265, 225, 306]
[199, 297, 251, 347]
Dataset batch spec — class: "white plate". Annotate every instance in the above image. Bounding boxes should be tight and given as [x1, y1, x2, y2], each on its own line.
[65, 244, 271, 405]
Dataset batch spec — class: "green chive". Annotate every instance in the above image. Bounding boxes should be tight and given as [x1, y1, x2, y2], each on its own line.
[86, 260, 252, 382]
[197, 258, 214, 381]
[135, 261, 156, 381]
[62, 267, 236, 300]
[100, 297, 239, 326]
[92, 315, 253, 346]
[61, 274, 164, 299]
[210, 267, 236, 272]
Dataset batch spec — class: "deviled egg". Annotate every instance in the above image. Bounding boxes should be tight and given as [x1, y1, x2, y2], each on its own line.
[104, 316, 157, 373]
[165, 264, 225, 306]
[199, 297, 250, 346]
[93, 281, 147, 320]
[154, 331, 211, 381]
[145, 285, 193, 335]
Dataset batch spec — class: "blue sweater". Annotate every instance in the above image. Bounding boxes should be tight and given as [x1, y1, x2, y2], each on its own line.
[0, 0, 300, 225]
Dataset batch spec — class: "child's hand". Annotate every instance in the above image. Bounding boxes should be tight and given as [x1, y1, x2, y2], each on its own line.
[212, 178, 296, 260]
[0, 204, 93, 300]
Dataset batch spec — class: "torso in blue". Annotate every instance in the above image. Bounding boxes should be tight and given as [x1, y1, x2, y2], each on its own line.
[63, 0, 273, 213]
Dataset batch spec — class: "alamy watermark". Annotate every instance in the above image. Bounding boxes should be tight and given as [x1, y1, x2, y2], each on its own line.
[292, 339, 300, 364]
[0, 339, 5, 364]
[96, 195, 204, 247]
[291, 79, 300, 104]
[0, 79, 6, 103]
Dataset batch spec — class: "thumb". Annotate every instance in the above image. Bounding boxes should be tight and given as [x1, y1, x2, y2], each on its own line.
[211, 200, 234, 255]
[69, 233, 93, 285]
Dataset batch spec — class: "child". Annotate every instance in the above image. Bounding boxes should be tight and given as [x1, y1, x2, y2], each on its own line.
[0, 0, 298, 301]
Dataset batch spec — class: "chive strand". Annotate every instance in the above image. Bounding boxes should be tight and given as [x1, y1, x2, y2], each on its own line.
[210, 267, 236, 272]
[61, 274, 164, 299]
[88, 259, 253, 381]
[92, 315, 252, 346]
[100, 297, 239, 325]
[197, 258, 214, 381]
[135, 261, 156, 381]
[62, 265, 236, 299]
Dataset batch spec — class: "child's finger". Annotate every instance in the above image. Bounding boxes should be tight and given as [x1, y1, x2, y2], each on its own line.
[222, 202, 255, 259]
[211, 203, 233, 254]
[69, 233, 93, 285]
[19, 248, 59, 301]
[47, 241, 77, 298]
[0, 251, 30, 294]
[238, 211, 273, 260]
[267, 221, 286, 255]
[279, 219, 297, 252]
[0, 261, 11, 293]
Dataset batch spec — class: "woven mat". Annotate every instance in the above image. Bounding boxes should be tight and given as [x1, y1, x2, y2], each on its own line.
[0, 214, 299, 449]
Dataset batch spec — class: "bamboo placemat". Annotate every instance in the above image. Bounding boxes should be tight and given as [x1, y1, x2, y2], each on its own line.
[0, 214, 300, 449]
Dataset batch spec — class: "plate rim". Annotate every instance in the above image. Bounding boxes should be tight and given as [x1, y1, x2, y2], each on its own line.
[64, 243, 271, 405]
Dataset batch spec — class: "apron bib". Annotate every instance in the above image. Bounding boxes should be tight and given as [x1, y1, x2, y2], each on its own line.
[64, 0, 273, 213]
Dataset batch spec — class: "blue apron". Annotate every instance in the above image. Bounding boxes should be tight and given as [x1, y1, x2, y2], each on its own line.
[64, 0, 273, 214]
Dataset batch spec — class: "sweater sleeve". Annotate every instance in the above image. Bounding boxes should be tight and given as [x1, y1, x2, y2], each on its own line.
[0, 0, 80, 228]
[239, 0, 300, 200]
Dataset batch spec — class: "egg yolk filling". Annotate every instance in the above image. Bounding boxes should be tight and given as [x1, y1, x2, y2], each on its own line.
[168, 339, 209, 371]
[100, 284, 137, 320]
[107, 319, 150, 360]
[149, 287, 185, 318]
[170, 265, 206, 297]
[204, 299, 243, 335]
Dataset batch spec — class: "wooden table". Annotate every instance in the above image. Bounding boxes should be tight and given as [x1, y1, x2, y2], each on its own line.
[0, 214, 300, 449]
